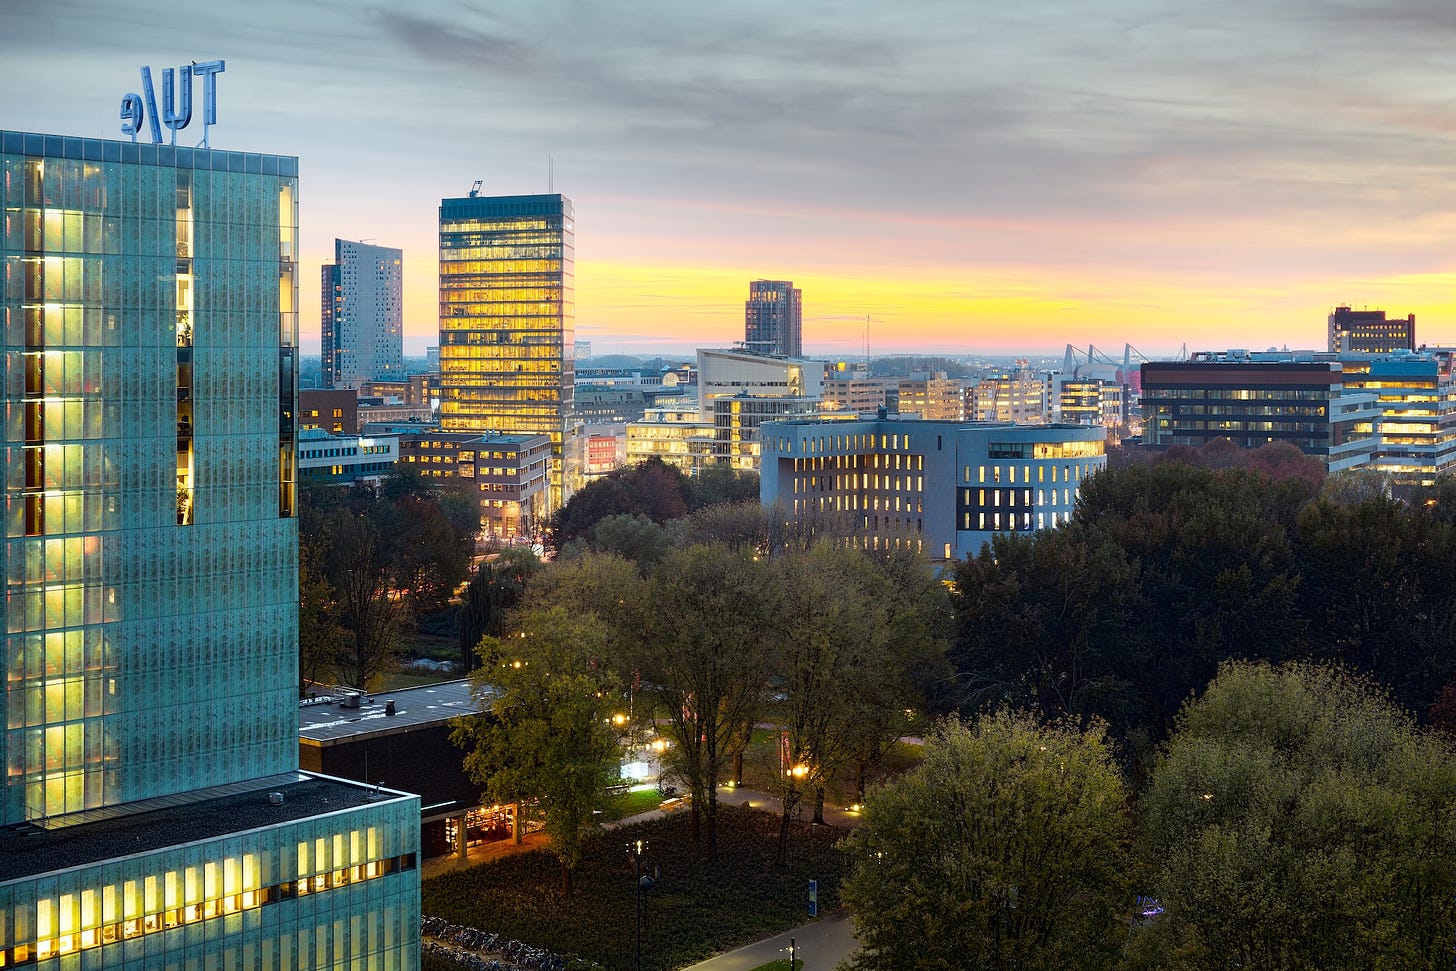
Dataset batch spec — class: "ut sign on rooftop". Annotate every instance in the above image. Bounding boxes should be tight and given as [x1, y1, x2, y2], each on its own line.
[119, 59, 225, 146]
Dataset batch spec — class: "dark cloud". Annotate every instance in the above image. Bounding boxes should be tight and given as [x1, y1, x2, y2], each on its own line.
[373, 8, 533, 74]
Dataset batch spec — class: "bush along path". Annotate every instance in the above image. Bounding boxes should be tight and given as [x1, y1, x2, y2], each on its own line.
[421, 916, 599, 971]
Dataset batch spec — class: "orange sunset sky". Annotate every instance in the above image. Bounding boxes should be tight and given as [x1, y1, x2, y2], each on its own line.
[7, 1, 1456, 359]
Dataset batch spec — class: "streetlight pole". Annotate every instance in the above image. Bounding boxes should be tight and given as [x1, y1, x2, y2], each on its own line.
[628, 839, 655, 971]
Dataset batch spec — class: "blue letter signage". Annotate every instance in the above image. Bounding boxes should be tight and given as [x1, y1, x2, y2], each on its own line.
[120, 60, 225, 147]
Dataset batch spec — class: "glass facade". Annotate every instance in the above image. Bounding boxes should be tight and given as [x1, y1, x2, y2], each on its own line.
[0, 783, 420, 970]
[2, 132, 299, 823]
[1, 131, 420, 970]
[438, 194, 575, 511]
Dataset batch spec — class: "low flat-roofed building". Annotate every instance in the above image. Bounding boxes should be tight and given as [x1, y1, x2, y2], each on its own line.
[823, 370, 888, 416]
[358, 401, 433, 427]
[0, 773, 420, 969]
[971, 374, 1047, 424]
[760, 417, 1106, 562]
[298, 428, 399, 485]
[1329, 305, 1416, 355]
[1344, 351, 1456, 490]
[697, 347, 824, 417]
[299, 681, 504, 860]
[896, 373, 965, 420]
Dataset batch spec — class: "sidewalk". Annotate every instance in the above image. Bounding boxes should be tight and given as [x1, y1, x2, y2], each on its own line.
[681, 911, 859, 971]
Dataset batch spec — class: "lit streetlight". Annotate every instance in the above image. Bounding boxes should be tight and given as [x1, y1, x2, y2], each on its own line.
[626, 839, 655, 971]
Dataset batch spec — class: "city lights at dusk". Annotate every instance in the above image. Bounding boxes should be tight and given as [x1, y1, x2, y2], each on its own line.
[7, 0, 1456, 357]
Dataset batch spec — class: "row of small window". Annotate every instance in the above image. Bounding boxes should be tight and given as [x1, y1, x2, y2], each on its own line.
[972, 464, 1088, 485]
[962, 511, 1068, 532]
[303, 463, 394, 478]
[0, 855, 415, 967]
[1157, 405, 1329, 419]
[791, 453, 925, 472]
[797, 494, 923, 514]
[772, 431, 916, 455]
[790, 474, 923, 493]
[1147, 389, 1331, 401]
[965, 488, 1072, 508]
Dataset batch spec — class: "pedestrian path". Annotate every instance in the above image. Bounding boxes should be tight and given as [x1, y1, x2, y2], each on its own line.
[681, 911, 858, 971]
[422, 784, 865, 880]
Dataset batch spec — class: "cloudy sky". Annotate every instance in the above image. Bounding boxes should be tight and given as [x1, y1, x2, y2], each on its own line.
[5, 0, 1456, 358]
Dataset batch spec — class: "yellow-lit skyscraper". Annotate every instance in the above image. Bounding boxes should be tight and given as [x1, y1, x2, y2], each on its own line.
[438, 193, 576, 511]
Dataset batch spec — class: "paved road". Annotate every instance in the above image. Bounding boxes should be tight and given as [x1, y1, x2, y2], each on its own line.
[681, 911, 858, 971]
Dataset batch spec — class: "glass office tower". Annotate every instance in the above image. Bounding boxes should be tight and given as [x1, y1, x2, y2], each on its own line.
[0, 130, 418, 970]
[438, 193, 576, 511]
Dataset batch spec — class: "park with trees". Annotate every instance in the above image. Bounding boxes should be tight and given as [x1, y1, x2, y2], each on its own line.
[309, 451, 1456, 969]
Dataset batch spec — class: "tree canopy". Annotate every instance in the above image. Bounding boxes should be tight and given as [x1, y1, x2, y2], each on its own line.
[1134, 660, 1456, 970]
[841, 712, 1133, 971]
[297, 470, 476, 690]
[548, 458, 759, 551]
[951, 460, 1456, 759]
[452, 607, 624, 897]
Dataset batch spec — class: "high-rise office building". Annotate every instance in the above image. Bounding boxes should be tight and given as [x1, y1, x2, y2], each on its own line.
[439, 193, 576, 510]
[1329, 305, 1415, 355]
[744, 280, 802, 357]
[321, 238, 404, 389]
[1, 130, 418, 969]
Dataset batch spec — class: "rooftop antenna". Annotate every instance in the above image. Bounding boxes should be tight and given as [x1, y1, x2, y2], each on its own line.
[864, 315, 871, 368]
[548, 155, 554, 194]
[469, 179, 483, 198]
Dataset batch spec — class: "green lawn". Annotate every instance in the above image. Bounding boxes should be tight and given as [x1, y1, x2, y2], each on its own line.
[402, 632, 461, 664]
[735, 727, 925, 806]
[422, 804, 848, 971]
[597, 786, 665, 822]
[749, 961, 803, 971]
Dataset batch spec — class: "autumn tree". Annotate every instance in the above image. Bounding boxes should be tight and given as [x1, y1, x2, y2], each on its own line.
[453, 607, 624, 897]
[299, 473, 476, 688]
[548, 458, 691, 550]
[559, 513, 674, 572]
[841, 712, 1133, 971]
[770, 544, 951, 863]
[1135, 661, 1456, 969]
[634, 543, 775, 859]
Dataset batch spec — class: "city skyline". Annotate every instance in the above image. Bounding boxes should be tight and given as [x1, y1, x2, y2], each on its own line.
[6, 1, 1456, 357]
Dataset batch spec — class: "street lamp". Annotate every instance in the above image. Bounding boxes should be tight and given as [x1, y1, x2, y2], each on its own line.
[627, 839, 655, 971]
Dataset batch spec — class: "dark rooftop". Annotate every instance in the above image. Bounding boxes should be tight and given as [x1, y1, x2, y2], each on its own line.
[298, 679, 494, 745]
[0, 774, 413, 883]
